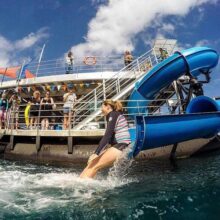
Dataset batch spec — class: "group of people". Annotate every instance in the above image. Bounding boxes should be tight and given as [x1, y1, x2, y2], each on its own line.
[0, 85, 77, 130]
[65, 50, 135, 74]
[65, 48, 168, 75]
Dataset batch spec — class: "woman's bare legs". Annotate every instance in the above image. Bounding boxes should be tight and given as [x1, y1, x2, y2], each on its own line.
[30, 117, 33, 129]
[67, 112, 72, 128]
[45, 118, 49, 129]
[63, 114, 68, 129]
[80, 147, 122, 179]
[41, 119, 45, 130]
[33, 117, 38, 128]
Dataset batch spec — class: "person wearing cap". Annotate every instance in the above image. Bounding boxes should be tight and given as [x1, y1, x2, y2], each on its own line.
[63, 85, 77, 129]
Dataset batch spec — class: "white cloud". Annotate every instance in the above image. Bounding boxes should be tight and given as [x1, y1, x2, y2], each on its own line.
[0, 28, 49, 67]
[161, 23, 175, 34]
[91, 0, 107, 6]
[15, 28, 49, 51]
[196, 39, 212, 46]
[72, 0, 218, 57]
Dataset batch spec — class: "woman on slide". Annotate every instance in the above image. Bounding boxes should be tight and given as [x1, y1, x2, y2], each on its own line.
[80, 99, 131, 179]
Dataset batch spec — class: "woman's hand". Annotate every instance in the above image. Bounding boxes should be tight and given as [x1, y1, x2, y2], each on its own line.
[87, 154, 98, 164]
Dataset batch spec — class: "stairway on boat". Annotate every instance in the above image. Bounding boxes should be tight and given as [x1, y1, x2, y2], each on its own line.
[73, 44, 177, 130]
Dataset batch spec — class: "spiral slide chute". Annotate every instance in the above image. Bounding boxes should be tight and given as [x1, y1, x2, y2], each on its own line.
[132, 96, 220, 157]
[127, 47, 219, 115]
[128, 47, 219, 157]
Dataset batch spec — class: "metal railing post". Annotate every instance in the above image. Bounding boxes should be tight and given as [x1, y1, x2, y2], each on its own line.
[116, 78, 121, 93]
[37, 105, 41, 135]
[103, 79, 106, 100]
[35, 62, 41, 78]
[68, 110, 72, 135]
[94, 89, 97, 111]
[153, 48, 158, 64]
[1, 68, 7, 86]
[136, 59, 141, 72]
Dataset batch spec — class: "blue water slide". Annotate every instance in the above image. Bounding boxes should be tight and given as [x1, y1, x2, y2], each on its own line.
[127, 47, 219, 115]
[132, 96, 220, 156]
[127, 47, 219, 157]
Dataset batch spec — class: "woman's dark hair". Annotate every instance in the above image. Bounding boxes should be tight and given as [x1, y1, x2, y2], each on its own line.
[68, 51, 73, 57]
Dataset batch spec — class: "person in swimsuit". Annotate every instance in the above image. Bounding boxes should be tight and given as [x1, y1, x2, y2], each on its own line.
[40, 91, 55, 130]
[29, 90, 41, 129]
[80, 99, 131, 179]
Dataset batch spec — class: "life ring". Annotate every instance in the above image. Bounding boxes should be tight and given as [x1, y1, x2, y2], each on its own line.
[24, 104, 31, 126]
[83, 56, 97, 65]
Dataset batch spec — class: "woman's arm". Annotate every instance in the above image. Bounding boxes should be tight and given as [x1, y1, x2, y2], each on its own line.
[50, 97, 54, 105]
[6, 99, 9, 110]
[9, 95, 14, 104]
[94, 112, 118, 155]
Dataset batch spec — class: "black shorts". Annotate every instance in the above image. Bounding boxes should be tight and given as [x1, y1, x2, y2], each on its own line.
[112, 143, 129, 151]
[30, 111, 39, 117]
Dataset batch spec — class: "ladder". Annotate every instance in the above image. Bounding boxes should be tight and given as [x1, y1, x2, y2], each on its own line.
[73, 41, 176, 130]
[73, 48, 158, 130]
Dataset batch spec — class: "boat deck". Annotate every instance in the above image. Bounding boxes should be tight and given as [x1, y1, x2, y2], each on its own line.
[1, 129, 104, 137]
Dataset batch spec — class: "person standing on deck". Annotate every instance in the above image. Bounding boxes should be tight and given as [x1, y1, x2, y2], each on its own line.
[63, 86, 77, 129]
[65, 51, 74, 74]
[8, 92, 23, 129]
[0, 93, 9, 129]
[40, 91, 55, 130]
[124, 51, 133, 70]
[29, 90, 41, 129]
[80, 99, 131, 179]
[158, 48, 168, 61]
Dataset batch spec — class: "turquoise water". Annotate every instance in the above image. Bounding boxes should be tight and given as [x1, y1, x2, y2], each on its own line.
[0, 153, 220, 220]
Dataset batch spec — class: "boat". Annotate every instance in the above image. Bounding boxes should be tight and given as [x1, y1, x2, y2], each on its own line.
[0, 39, 219, 166]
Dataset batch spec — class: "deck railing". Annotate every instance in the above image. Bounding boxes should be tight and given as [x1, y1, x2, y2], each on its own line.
[0, 98, 183, 132]
[0, 56, 129, 84]
[72, 48, 159, 129]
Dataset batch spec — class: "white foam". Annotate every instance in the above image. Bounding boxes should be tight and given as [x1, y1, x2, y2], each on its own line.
[0, 157, 136, 212]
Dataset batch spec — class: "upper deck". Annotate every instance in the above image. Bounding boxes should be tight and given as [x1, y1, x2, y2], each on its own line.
[0, 39, 178, 136]
[0, 39, 177, 90]
[0, 55, 128, 89]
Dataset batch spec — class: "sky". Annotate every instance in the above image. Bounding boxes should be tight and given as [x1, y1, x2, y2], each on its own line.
[0, 0, 220, 96]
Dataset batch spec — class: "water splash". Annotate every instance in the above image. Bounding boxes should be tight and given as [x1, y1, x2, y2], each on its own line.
[1, 153, 220, 219]
[0, 159, 136, 215]
[108, 146, 134, 181]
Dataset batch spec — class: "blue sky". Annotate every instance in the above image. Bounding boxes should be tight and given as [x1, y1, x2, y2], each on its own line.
[0, 0, 220, 96]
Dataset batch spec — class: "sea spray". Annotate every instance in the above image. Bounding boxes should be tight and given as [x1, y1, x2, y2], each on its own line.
[107, 145, 134, 181]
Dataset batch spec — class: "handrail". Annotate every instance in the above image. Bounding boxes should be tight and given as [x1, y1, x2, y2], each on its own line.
[72, 49, 159, 129]
[1, 97, 183, 132]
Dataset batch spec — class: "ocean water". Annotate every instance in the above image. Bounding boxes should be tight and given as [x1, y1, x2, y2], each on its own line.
[0, 152, 220, 220]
